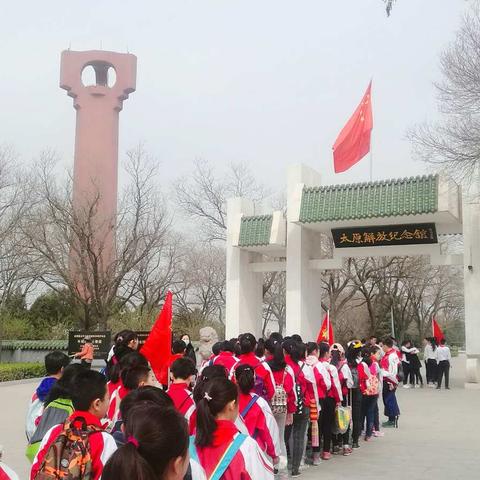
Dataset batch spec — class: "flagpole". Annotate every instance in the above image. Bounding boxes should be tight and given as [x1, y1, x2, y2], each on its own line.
[327, 309, 330, 343]
[390, 306, 395, 338]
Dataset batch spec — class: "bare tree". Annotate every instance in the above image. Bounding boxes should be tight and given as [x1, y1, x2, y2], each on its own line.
[174, 159, 268, 242]
[23, 147, 171, 330]
[408, 3, 480, 184]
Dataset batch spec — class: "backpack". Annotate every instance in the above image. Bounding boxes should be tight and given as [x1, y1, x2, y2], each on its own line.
[294, 364, 305, 415]
[271, 371, 288, 415]
[34, 417, 102, 480]
[365, 375, 379, 396]
[189, 434, 247, 480]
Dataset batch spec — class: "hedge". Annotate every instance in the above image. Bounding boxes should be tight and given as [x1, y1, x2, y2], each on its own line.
[0, 363, 45, 382]
[1, 340, 68, 351]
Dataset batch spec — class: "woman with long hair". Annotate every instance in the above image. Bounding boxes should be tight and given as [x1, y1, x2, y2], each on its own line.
[102, 403, 195, 480]
[424, 337, 438, 387]
[193, 377, 273, 479]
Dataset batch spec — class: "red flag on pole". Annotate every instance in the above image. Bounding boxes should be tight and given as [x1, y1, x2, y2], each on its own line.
[432, 318, 444, 344]
[316, 311, 334, 346]
[141, 291, 173, 385]
[333, 81, 373, 173]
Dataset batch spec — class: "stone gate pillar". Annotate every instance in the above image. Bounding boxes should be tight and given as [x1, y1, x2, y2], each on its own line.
[286, 164, 323, 340]
[226, 198, 263, 339]
[463, 196, 480, 386]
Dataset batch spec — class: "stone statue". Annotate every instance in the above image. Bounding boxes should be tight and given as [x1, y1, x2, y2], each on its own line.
[198, 326, 219, 364]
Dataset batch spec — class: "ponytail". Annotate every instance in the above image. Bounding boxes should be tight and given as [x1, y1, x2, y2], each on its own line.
[235, 364, 255, 394]
[102, 403, 188, 480]
[195, 377, 238, 448]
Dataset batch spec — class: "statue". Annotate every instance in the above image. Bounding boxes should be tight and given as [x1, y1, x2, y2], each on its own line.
[198, 326, 219, 365]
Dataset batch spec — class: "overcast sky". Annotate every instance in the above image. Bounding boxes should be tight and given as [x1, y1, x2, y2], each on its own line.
[0, 0, 467, 196]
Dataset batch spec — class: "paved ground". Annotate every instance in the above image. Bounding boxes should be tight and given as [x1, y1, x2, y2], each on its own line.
[1, 355, 479, 479]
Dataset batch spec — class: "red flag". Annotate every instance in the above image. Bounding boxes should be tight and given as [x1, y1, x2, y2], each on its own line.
[432, 318, 444, 344]
[333, 81, 373, 173]
[316, 311, 334, 346]
[141, 291, 173, 385]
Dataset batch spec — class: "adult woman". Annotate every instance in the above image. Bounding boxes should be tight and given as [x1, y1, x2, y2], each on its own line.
[424, 337, 438, 387]
[193, 377, 273, 479]
[102, 403, 193, 480]
[181, 334, 197, 366]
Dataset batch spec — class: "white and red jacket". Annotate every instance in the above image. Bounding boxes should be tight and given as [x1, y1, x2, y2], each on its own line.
[238, 392, 280, 459]
[211, 351, 239, 371]
[336, 361, 353, 398]
[311, 358, 331, 400]
[106, 379, 121, 399]
[107, 384, 129, 425]
[194, 420, 273, 480]
[230, 353, 275, 401]
[167, 382, 196, 424]
[0, 462, 19, 480]
[380, 349, 400, 385]
[272, 368, 296, 414]
[30, 411, 117, 480]
[322, 360, 343, 403]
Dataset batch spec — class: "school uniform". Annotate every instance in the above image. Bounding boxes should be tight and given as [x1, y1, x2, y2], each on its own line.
[231, 353, 275, 401]
[167, 382, 196, 424]
[30, 411, 117, 480]
[25, 377, 57, 441]
[192, 419, 274, 480]
[424, 344, 438, 384]
[270, 366, 295, 458]
[335, 361, 354, 447]
[212, 351, 239, 371]
[435, 345, 452, 389]
[380, 349, 400, 423]
[0, 462, 19, 480]
[358, 362, 379, 437]
[107, 383, 129, 426]
[238, 392, 281, 459]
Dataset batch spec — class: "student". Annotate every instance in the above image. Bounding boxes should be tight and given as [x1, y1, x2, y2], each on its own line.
[266, 339, 295, 463]
[330, 344, 354, 454]
[400, 340, 412, 388]
[318, 342, 343, 459]
[26, 350, 70, 441]
[370, 345, 384, 437]
[103, 403, 196, 480]
[423, 337, 438, 387]
[0, 447, 19, 480]
[345, 341, 363, 448]
[436, 339, 452, 390]
[106, 330, 139, 380]
[380, 338, 400, 428]
[107, 351, 149, 398]
[193, 377, 273, 479]
[31, 370, 117, 480]
[167, 357, 197, 424]
[74, 336, 94, 369]
[210, 340, 239, 371]
[358, 346, 379, 441]
[112, 386, 174, 446]
[408, 343, 423, 388]
[26, 364, 84, 462]
[231, 333, 275, 401]
[107, 364, 155, 426]
[283, 341, 313, 476]
[235, 365, 280, 464]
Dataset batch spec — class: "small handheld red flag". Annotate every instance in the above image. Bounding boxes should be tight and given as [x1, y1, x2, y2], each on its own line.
[432, 318, 444, 344]
[141, 291, 173, 385]
[316, 311, 334, 346]
[333, 81, 373, 173]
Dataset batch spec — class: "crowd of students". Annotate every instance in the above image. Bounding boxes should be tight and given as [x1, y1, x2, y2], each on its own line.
[0, 329, 453, 479]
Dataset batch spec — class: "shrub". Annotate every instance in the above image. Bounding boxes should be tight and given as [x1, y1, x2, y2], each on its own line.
[0, 363, 45, 382]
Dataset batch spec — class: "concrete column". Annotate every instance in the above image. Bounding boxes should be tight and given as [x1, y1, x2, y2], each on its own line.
[226, 198, 263, 339]
[463, 198, 480, 385]
[286, 164, 323, 340]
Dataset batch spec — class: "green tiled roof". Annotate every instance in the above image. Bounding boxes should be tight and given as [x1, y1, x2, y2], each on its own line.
[239, 215, 273, 247]
[299, 175, 438, 223]
[1, 340, 68, 351]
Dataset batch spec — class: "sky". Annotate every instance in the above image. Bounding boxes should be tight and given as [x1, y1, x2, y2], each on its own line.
[0, 0, 468, 199]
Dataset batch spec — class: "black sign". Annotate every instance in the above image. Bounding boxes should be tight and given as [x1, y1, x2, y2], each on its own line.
[68, 331, 112, 360]
[332, 223, 438, 248]
[135, 331, 151, 348]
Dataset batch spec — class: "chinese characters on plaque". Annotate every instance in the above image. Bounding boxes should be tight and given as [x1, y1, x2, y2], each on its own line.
[331, 223, 437, 249]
